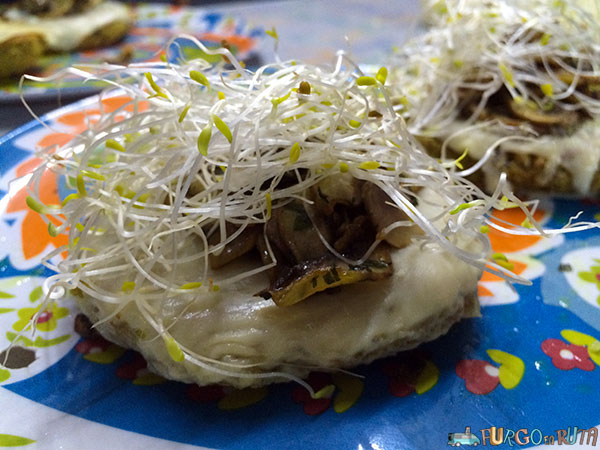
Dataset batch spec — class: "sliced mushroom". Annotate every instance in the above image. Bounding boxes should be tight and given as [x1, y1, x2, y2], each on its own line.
[554, 69, 600, 87]
[256, 233, 288, 283]
[187, 181, 204, 198]
[17, 0, 74, 16]
[508, 98, 580, 128]
[71, 0, 103, 13]
[209, 224, 260, 269]
[463, 88, 531, 128]
[269, 201, 331, 263]
[581, 82, 600, 101]
[464, 90, 525, 128]
[260, 245, 394, 306]
[472, 106, 525, 128]
[333, 215, 370, 252]
[362, 183, 423, 249]
[205, 178, 423, 306]
[309, 173, 362, 215]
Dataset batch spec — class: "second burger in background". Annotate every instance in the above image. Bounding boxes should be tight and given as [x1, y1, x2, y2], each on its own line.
[0, 0, 132, 78]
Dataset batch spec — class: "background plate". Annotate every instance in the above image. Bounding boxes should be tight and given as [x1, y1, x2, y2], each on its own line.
[0, 96, 600, 449]
[0, 3, 264, 104]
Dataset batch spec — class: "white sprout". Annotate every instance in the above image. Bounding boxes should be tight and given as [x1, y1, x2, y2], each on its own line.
[391, 0, 600, 138]
[19, 36, 598, 386]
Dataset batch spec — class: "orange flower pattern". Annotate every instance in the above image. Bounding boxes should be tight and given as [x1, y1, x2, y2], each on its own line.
[478, 206, 563, 305]
[4, 97, 148, 265]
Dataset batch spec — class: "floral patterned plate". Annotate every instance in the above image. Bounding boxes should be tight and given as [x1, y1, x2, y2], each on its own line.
[1, 95, 600, 449]
[0, 3, 264, 103]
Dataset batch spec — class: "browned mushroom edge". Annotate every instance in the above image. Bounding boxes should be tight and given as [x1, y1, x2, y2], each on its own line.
[457, 83, 590, 137]
[205, 174, 422, 307]
[6, 0, 103, 18]
[414, 63, 599, 194]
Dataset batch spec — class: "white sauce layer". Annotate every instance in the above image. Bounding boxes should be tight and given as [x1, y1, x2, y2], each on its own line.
[79, 189, 482, 386]
[442, 117, 600, 194]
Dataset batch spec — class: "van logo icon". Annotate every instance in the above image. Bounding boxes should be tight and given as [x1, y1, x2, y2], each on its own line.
[448, 427, 481, 446]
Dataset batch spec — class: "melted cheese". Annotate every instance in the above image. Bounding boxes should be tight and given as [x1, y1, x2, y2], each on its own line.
[0, 23, 46, 42]
[442, 117, 600, 194]
[76, 189, 482, 387]
[3, 1, 130, 51]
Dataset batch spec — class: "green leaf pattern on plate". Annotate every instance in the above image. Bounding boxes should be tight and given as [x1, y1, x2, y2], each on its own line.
[12, 302, 70, 333]
[6, 332, 71, 348]
[28, 287, 43, 303]
[577, 260, 600, 305]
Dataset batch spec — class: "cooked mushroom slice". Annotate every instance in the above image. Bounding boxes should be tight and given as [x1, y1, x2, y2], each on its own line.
[209, 224, 260, 269]
[415, 135, 443, 156]
[461, 87, 528, 128]
[17, 0, 74, 16]
[256, 233, 290, 283]
[554, 69, 600, 87]
[508, 99, 579, 128]
[71, 0, 103, 13]
[269, 201, 331, 263]
[456, 86, 488, 117]
[473, 106, 525, 128]
[362, 183, 423, 249]
[260, 245, 394, 306]
[333, 215, 370, 252]
[465, 95, 525, 128]
[581, 82, 600, 101]
[310, 173, 362, 215]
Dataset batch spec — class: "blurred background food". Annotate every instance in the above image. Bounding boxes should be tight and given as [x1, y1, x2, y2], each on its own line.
[0, 0, 132, 78]
[0, 0, 420, 136]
